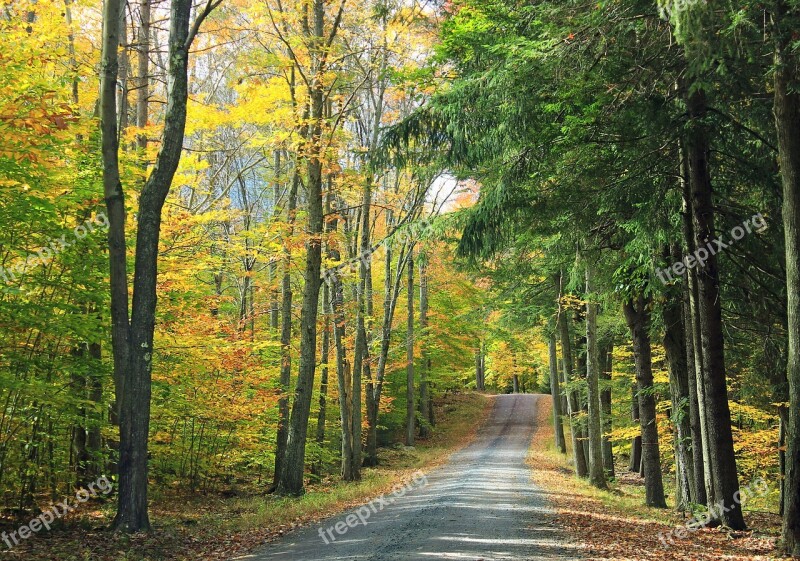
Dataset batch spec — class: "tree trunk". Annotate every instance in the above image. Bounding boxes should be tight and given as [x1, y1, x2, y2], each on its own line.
[135, 0, 150, 155]
[576, 331, 590, 467]
[350, 178, 374, 474]
[549, 333, 567, 454]
[275, 0, 343, 495]
[329, 207, 357, 481]
[272, 172, 298, 490]
[686, 89, 745, 529]
[662, 247, 694, 510]
[557, 280, 588, 477]
[585, 264, 607, 488]
[364, 230, 410, 466]
[682, 172, 709, 507]
[629, 383, 642, 473]
[623, 296, 666, 508]
[101, 0, 200, 532]
[419, 256, 432, 437]
[312, 283, 330, 477]
[406, 248, 415, 447]
[600, 341, 614, 476]
[270, 150, 282, 334]
[774, 4, 800, 549]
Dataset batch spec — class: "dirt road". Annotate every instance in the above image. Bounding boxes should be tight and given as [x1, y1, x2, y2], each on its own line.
[235, 394, 580, 560]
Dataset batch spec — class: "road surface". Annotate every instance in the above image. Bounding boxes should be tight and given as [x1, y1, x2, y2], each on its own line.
[235, 394, 581, 561]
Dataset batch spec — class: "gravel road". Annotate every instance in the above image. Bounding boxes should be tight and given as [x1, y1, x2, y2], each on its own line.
[235, 393, 581, 561]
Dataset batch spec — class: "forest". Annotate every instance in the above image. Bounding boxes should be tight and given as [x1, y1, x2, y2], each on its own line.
[1, 0, 799, 559]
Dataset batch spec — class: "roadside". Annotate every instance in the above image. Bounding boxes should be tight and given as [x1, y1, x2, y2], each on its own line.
[527, 395, 781, 561]
[0, 392, 491, 561]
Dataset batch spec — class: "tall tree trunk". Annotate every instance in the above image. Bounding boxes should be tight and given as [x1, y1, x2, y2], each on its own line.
[405, 248, 415, 447]
[662, 246, 694, 510]
[101, 0, 203, 531]
[276, 0, 344, 495]
[600, 341, 614, 476]
[629, 382, 642, 473]
[623, 296, 666, 508]
[329, 212, 356, 481]
[475, 346, 485, 390]
[419, 256, 432, 437]
[272, 172, 299, 490]
[270, 150, 282, 334]
[682, 171, 709, 507]
[686, 89, 745, 529]
[774, 3, 800, 550]
[363, 228, 410, 466]
[556, 276, 588, 477]
[350, 178, 374, 476]
[576, 331, 590, 466]
[312, 283, 330, 477]
[549, 333, 567, 454]
[135, 0, 150, 156]
[585, 264, 607, 488]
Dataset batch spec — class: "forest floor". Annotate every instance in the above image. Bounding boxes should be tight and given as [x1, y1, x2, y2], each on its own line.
[528, 395, 783, 560]
[0, 392, 491, 561]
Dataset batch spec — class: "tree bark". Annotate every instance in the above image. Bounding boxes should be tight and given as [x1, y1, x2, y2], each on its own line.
[629, 382, 642, 473]
[312, 282, 330, 477]
[556, 277, 588, 478]
[276, 0, 343, 495]
[549, 333, 567, 454]
[686, 88, 745, 529]
[683, 173, 709, 507]
[272, 172, 298, 490]
[623, 296, 666, 508]
[600, 341, 614, 476]
[774, 3, 800, 550]
[405, 248, 415, 447]
[135, 0, 150, 155]
[662, 247, 694, 510]
[419, 256, 432, 437]
[101, 0, 203, 532]
[270, 150, 282, 334]
[585, 264, 607, 488]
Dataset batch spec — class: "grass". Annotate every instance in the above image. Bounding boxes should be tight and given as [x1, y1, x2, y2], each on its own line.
[0, 391, 491, 560]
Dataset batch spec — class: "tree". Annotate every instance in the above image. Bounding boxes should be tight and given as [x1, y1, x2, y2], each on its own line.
[585, 262, 607, 489]
[623, 295, 666, 508]
[274, 0, 348, 497]
[99, 0, 220, 531]
[772, 0, 800, 552]
[405, 247, 415, 446]
[548, 332, 567, 454]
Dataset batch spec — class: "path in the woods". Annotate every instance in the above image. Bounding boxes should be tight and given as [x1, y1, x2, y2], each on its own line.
[234, 394, 581, 561]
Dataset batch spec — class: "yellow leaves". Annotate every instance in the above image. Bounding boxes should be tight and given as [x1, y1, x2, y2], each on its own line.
[729, 401, 777, 425]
